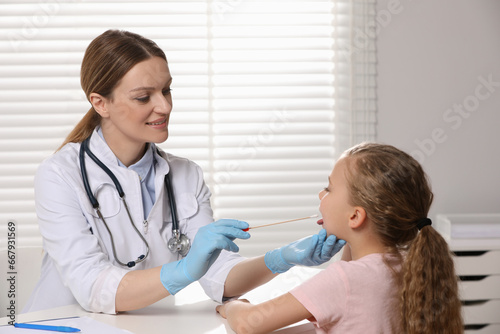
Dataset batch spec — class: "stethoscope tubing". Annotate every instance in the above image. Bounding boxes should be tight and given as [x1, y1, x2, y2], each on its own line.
[80, 137, 149, 267]
[79, 136, 190, 267]
[164, 172, 179, 232]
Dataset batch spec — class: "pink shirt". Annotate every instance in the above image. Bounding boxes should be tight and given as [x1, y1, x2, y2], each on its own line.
[290, 253, 401, 333]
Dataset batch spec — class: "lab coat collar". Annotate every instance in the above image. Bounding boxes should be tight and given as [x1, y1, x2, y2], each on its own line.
[152, 144, 170, 175]
[120, 144, 155, 182]
[87, 128, 170, 175]
[87, 129, 121, 167]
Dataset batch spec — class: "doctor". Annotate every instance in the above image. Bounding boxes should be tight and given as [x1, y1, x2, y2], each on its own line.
[24, 29, 345, 314]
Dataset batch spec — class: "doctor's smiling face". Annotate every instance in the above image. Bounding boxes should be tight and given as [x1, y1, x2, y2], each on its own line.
[90, 56, 172, 165]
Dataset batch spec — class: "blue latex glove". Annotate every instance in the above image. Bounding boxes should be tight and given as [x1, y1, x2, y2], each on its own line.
[264, 229, 345, 274]
[160, 219, 250, 295]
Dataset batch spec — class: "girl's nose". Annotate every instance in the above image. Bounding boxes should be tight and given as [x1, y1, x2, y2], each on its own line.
[318, 189, 326, 200]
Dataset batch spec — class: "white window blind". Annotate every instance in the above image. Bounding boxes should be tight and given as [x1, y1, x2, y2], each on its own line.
[0, 0, 376, 257]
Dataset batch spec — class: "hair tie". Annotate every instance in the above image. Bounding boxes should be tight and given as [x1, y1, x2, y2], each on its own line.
[416, 218, 432, 230]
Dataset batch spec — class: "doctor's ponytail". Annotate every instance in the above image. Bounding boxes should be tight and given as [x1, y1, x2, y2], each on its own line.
[58, 29, 167, 151]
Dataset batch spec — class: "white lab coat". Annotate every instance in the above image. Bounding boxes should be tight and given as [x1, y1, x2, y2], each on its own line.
[24, 130, 245, 314]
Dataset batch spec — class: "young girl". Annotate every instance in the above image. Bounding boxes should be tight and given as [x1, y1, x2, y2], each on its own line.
[217, 142, 463, 333]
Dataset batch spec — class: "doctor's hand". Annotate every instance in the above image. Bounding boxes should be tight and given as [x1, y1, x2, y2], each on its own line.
[160, 219, 250, 295]
[264, 229, 345, 274]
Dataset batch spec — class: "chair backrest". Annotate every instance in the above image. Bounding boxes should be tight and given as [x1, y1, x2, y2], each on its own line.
[0, 246, 43, 318]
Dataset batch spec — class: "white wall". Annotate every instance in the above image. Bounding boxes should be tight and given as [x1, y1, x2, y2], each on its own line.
[376, 0, 500, 219]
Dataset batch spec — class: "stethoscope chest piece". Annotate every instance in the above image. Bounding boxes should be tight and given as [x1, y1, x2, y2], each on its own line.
[168, 230, 191, 257]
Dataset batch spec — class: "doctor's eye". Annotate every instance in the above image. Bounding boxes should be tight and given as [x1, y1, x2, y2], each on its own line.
[162, 88, 172, 96]
[136, 96, 150, 103]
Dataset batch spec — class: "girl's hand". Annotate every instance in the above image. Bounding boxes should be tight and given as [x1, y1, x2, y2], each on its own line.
[216, 298, 250, 319]
[216, 299, 253, 333]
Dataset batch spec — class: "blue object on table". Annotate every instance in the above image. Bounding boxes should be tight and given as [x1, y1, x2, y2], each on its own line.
[13, 323, 81, 332]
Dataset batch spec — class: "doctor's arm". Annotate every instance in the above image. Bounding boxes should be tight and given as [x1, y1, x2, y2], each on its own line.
[115, 266, 169, 312]
[223, 256, 277, 298]
[115, 219, 251, 312]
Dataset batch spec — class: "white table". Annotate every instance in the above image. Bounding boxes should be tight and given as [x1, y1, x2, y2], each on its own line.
[0, 267, 319, 334]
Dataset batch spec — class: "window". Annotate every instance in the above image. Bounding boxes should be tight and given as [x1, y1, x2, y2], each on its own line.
[0, 0, 376, 257]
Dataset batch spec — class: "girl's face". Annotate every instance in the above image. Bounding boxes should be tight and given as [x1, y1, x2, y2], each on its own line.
[318, 157, 354, 239]
[99, 56, 172, 151]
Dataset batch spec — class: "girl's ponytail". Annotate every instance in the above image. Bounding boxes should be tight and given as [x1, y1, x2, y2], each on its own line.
[343, 142, 463, 333]
[401, 224, 463, 333]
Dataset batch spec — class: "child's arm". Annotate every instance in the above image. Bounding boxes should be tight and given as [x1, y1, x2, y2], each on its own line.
[216, 292, 313, 334]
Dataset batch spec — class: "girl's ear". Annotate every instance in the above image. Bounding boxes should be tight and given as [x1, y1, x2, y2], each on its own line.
[348, 206, 367, 229]
[90, 93, 110, 118]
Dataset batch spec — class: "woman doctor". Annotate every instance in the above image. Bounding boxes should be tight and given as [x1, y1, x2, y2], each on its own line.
[24, 29, 345, 314]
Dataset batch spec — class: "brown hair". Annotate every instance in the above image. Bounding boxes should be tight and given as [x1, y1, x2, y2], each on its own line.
[58, 29, 167, 149]
[343, 142, 462, 333]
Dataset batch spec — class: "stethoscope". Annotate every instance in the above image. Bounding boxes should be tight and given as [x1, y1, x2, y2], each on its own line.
[79, 137, 191, 268]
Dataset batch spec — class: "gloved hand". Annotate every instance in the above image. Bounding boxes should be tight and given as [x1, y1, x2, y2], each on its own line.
[160, 219, 250, 295]
[264, 229, 345, 274]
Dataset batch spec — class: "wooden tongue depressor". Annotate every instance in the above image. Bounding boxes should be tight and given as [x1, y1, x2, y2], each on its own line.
[242, 214, 319, 232]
